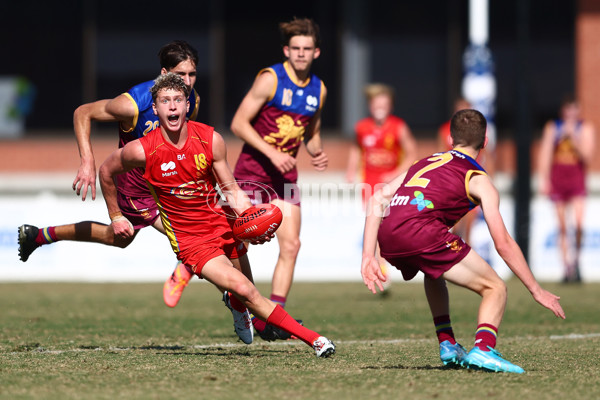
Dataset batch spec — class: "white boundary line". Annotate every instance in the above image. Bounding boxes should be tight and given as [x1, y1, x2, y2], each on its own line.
[10, 333, 599, 355]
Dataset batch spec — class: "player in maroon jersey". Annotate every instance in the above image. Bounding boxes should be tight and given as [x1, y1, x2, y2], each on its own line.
[228, 18, 327, 340]
[538, 96, 595, 283]
[362, 109, 564, 373]
[98, 73, 335, 357]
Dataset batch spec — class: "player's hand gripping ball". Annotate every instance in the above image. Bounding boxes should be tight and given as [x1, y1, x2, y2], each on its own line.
[233, 204, 283, 242]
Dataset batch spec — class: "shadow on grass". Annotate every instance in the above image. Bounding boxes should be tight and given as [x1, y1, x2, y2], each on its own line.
[361, 364, 451, 371]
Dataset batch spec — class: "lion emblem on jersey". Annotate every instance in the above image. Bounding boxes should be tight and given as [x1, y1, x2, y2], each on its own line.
[264, 114, 305, 150]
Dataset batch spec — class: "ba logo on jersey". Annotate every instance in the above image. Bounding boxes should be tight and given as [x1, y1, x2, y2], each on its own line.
[161, 161, 178, 177]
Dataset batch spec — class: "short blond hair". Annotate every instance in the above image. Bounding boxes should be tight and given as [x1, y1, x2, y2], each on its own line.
[364, 83, 395, 103]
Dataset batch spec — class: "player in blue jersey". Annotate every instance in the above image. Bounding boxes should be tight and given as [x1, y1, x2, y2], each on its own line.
[231, 18, 328, 341]
[17, 41, 203, 305]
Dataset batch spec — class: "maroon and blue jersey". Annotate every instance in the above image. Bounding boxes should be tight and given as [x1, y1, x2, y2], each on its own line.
[116, 79, 200, 197]
[234, 61, 324, 186]
[549, 119, 586, 201]
[378, 150, 487, 258]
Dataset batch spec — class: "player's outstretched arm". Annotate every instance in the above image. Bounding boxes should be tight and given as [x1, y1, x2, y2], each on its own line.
[72, 95, 137, 201]
[73, 99, 112, 201]
[361, 172, 406, 294]
[469, 174, 566, 319]
[230, 71, 296, 174]
[98, 140, 145, 239]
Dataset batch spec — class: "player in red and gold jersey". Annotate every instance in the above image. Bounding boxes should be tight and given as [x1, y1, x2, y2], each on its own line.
[362, 109, 564, 373]
[99, 73, 335, 357]
[538, 96, 595, 282]
[346, 83, 416, 291]
[346, 83, 417, 203]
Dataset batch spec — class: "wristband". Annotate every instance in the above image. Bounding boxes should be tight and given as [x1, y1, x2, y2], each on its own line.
[109, 211, 124, 222]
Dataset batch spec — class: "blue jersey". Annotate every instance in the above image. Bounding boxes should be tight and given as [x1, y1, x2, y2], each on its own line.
[116, 79, 200, 197]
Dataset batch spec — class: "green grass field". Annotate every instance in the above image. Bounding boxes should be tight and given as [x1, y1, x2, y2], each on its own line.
[1, 280, 599, 399]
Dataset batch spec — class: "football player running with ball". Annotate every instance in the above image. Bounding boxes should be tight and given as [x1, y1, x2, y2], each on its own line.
[99, 73, 335, 358]
[361, 109, 564, 373]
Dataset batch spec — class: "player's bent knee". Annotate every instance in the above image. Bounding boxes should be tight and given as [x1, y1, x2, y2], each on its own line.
[486, 277, 507, 299]
[229, 280, 258, 302]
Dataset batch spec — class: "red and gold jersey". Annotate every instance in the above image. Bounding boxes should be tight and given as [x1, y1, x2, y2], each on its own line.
[355, 115, 405, 185]
[438, 120, 453, 151]
[139, 121, 234, 254]
[378, 150, 486, 258]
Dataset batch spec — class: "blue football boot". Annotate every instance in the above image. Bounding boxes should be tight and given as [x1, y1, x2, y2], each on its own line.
[462, 346, 525, 373]
[439, 340, 468, 367]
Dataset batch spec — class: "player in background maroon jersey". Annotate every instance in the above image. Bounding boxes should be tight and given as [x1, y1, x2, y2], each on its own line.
[362, 109, 564, 373]
[99, 73, 335, 357]
[538, 96, 595, 283]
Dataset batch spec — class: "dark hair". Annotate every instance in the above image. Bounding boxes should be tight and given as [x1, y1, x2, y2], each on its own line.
[157, 40, 198, 71]
[279, 18, 321, 48]
[450, 109, 487, 150]
[150, 72, 190, 102]
[560, 93, 578, 108]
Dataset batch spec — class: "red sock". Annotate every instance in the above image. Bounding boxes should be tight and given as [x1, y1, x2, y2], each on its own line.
[227, 292, 247, 313]
[433, 315, 456, 344]
[270, 294, 286, 308]
[251, 315, 267, 332]
[35, 227, 57, 245]
[475, 323, 497, 351]
[267, 305, 319, 346]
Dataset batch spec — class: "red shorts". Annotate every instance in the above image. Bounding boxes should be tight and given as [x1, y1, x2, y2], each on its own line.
[116, 192, 159, 230]
[383, 235, 471, 280]
[550, 163, 586, 202]
[178, 235, 248, 276]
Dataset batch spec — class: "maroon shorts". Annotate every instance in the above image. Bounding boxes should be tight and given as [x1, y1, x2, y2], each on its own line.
[178, 236, 248, 277]
[382, 235, 471, 281]
[116, 192, 160, 230]
[550, 163, 586, 202]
